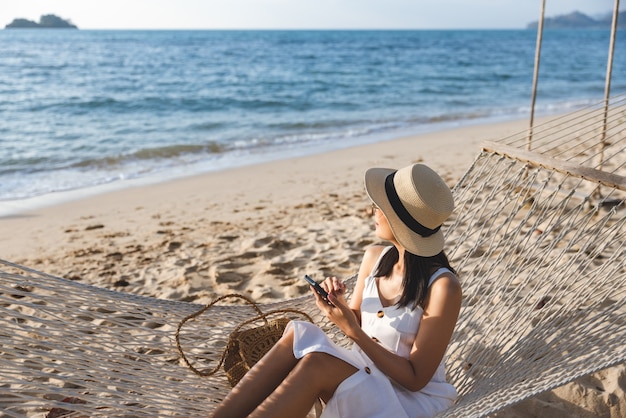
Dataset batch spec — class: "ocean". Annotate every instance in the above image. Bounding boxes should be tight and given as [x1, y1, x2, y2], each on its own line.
[1, 29, 625, 209]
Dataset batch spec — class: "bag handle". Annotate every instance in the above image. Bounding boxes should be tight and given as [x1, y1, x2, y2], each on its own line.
[175, 293, 313, 377]
[175, 293, 265, 377]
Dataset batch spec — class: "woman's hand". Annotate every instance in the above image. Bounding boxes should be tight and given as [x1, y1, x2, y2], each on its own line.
[312, 278, 360, 338]
[321, 276, 346, 298]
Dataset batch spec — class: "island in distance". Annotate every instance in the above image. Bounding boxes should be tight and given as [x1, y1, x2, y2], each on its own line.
[527, 10, 625, 29]
[5, 14, 78, 29]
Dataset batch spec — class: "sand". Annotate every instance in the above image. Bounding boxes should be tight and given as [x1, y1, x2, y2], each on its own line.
[1, 116, 623, 416]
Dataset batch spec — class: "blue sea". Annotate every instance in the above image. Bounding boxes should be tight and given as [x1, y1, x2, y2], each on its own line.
[1, 29, 625, 208]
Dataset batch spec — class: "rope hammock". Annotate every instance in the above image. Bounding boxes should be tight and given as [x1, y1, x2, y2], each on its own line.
[1, 95, 625, 417]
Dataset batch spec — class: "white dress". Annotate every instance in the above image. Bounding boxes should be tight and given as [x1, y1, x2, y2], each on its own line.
[285, 247, 457, 418]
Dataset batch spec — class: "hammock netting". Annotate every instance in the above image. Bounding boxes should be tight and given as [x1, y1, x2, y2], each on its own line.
[1, 95, 625, 417]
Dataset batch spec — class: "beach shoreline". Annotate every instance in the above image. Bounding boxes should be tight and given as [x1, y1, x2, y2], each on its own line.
[0, 112, 533, 218]
[1, 115, 623, 416]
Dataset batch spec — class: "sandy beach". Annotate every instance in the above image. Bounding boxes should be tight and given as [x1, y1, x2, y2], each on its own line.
[1, 116, 624, 417]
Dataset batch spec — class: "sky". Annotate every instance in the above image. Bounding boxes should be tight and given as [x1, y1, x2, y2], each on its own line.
[1, 0, 620, 30]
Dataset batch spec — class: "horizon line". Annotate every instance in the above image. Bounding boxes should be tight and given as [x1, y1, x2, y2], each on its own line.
[4, 27, 548, 31]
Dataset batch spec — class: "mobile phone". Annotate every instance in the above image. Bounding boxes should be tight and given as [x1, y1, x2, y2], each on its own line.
[303, 275, 332, 305]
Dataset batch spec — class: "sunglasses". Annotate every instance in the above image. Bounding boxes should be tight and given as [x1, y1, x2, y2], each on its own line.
[370, 203, 380, 216]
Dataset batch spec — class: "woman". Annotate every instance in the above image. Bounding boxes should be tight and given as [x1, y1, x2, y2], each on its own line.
[210, 163, 462, 418]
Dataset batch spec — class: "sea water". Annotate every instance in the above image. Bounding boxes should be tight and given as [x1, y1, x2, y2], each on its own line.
[1, 29, 624, 207]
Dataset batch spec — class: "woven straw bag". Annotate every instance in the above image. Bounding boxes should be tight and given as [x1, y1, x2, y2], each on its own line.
[176, 293, 313, 387]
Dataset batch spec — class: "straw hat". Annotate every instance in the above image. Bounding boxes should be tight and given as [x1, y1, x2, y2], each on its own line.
[365, 163, 454, 257]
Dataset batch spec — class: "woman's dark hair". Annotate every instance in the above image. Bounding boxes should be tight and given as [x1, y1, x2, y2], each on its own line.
[374, 246, 456, 309]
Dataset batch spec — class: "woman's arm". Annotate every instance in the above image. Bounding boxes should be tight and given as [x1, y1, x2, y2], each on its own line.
[321, 271, 462, 392]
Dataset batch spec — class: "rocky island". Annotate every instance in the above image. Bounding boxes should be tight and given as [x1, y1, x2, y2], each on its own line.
[527, 10, 625, 29]
[5, 14, 78, 29]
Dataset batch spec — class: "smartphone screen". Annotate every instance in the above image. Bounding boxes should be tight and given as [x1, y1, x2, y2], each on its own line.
[303, 275, 332, 305]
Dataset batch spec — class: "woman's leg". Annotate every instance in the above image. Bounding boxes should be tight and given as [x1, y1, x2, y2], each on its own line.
[248, 352, 358, 418]
[210, 328, 299, 418]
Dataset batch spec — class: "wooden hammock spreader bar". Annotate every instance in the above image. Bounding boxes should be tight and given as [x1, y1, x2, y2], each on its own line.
[482, 140, 626, 192]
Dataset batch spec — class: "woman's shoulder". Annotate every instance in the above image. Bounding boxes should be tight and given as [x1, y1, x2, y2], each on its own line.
[356, 245, 390, 280]
[427, 270, 462, 307]
[363, 245, 390, 266]
[359, 245, 389, 277]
